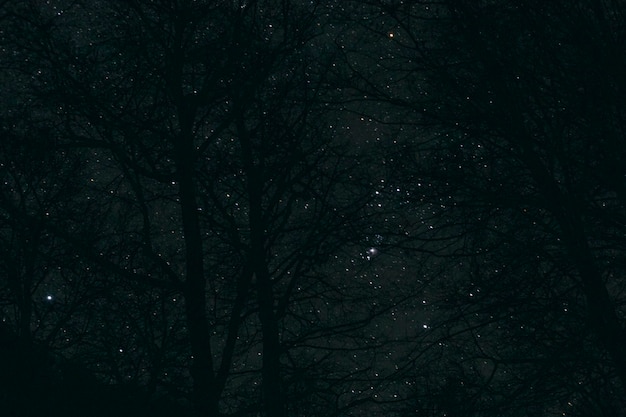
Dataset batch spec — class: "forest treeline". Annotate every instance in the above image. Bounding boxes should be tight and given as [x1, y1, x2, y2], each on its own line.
[1, 1, 625, 416]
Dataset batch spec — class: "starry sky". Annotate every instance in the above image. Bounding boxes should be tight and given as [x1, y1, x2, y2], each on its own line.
[1, 1, 626, 416]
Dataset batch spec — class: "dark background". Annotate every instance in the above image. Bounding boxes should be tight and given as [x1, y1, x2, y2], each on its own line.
[1, 1, 625, 416]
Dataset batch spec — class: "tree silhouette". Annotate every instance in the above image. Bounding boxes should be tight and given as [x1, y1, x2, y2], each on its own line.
[0, 1, 415, 416]
[353, 0, 626, 415]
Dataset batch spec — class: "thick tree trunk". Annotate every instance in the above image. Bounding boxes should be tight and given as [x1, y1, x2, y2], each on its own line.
[237, 110, 286, 417]
[175, 113, 219, 416]
[252, 238, 285, 417]
[518, 144, 626, 393]
[554, 200, 626, 392]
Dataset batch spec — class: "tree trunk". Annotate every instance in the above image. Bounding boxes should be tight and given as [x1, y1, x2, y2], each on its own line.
[175, 110, 219, 416]
[237, 109, 286, 417]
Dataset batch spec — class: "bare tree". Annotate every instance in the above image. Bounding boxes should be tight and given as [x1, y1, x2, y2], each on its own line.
[0, 1, 418, 416]
[348, 0, 626, 415]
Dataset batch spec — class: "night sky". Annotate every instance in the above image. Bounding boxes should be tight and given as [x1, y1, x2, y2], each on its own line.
[1, 1, 626, 416]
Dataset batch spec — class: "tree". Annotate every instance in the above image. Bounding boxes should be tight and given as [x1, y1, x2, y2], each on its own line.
[355, 0, 626, 415]
[1, 1, 415, 416]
